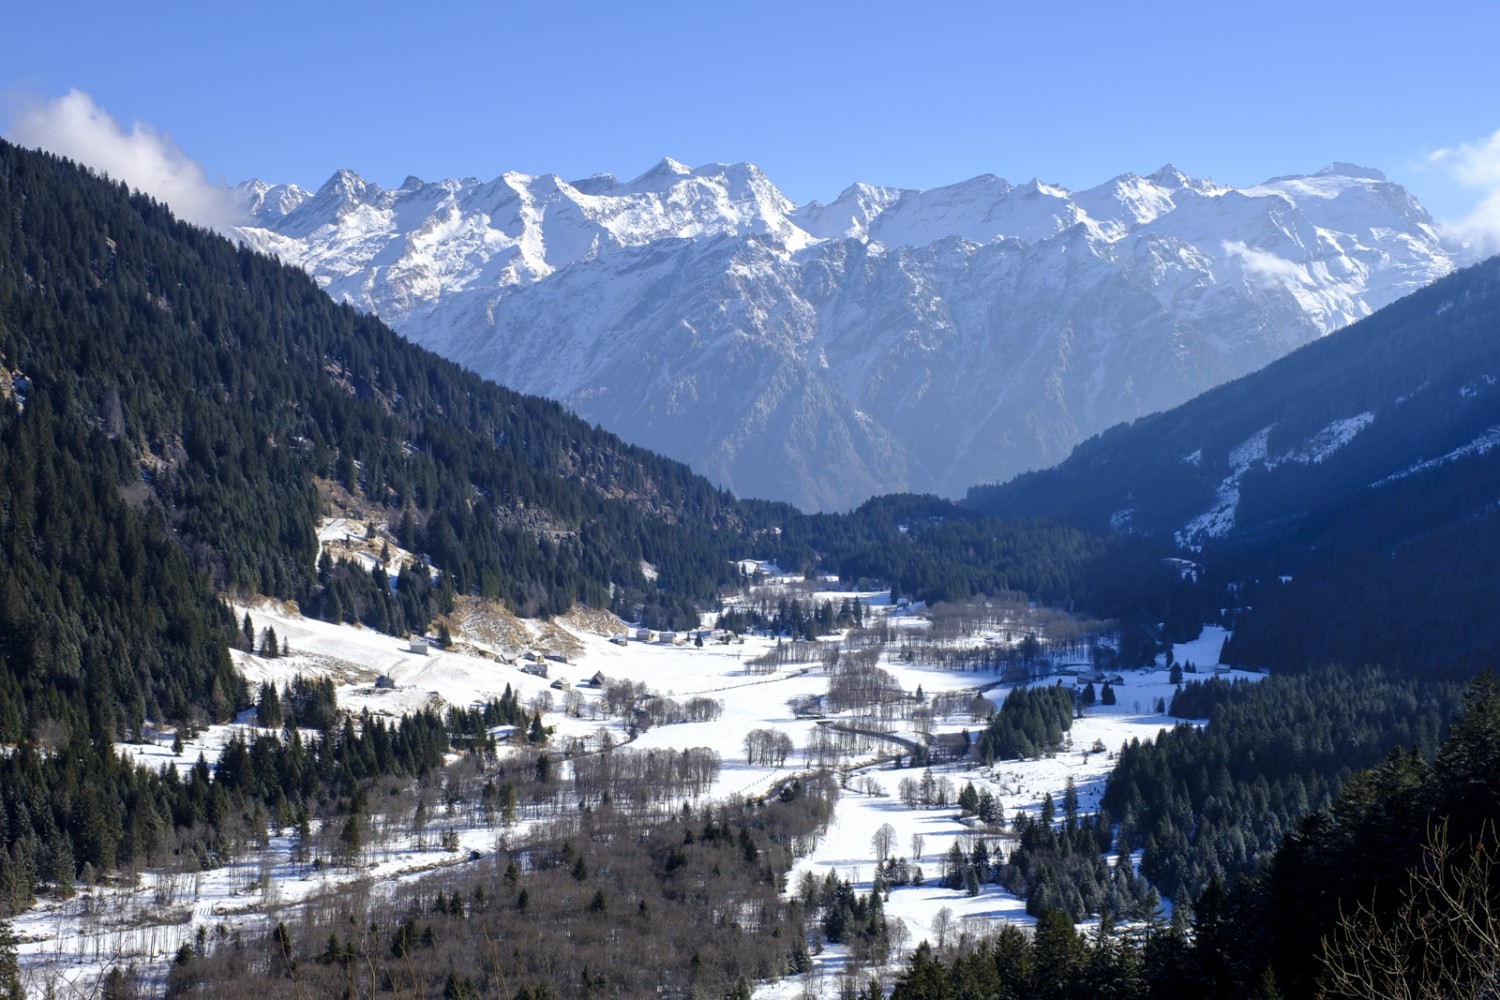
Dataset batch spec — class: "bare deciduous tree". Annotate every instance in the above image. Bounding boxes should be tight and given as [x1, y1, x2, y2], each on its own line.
[1319, 821, 1500, 1000]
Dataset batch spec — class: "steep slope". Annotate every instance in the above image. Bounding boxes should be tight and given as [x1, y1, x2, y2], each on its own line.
[968, 256, 1500, 549]
[969, 255, 1500, 676]
[236, 160, 1470, 510]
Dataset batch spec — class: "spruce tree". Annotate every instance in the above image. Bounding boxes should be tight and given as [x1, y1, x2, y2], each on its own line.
[0, 921, 21, 1000]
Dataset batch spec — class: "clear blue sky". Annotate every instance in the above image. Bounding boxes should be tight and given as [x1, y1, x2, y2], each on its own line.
[5, 0, 1500, 226]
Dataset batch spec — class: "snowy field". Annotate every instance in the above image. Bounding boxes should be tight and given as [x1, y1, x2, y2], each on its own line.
[14, 560, 1253, 997]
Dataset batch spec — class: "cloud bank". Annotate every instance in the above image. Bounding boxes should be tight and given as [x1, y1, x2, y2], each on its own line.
[5, 89, 240, 231]
[1429, 129, 1500, 253]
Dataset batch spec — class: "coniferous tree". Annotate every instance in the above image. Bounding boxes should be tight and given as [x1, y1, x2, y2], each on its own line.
[0, 920, 22, 1000]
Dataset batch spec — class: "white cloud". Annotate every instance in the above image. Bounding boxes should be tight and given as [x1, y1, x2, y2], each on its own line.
[1428, 129, 1500, 253]
[5, 89, 241, 232]
[1222, 240, 1307, 288]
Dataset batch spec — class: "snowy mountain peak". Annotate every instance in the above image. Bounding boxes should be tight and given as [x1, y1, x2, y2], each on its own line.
[627, 156, 694, 187]
[1315, 162, 1387, 181]
[568, 173, 619, 195]
[235, 158, 1477, 511]
[1018, 178, 1070, 198]
[1148, 163, 1190, 186]
[317, 167, 378, 203]
[232, 178, 311, 221]
[794, 182, 904, 240]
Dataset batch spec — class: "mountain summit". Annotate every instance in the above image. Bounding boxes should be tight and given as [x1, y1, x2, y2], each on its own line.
[234, 161, 1473, 510]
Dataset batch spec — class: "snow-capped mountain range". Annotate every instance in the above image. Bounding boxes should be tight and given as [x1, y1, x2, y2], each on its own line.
[234, 158, 1474, 511]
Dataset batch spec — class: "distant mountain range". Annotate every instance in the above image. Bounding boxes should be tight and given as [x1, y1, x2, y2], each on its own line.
[234, 159, 1474, 510]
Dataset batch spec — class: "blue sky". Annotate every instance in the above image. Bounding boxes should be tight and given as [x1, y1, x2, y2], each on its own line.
[5, 0, 1500, 235]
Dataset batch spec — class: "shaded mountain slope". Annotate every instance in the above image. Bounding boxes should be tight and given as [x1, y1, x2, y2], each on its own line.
[970, 255, 1500, 675]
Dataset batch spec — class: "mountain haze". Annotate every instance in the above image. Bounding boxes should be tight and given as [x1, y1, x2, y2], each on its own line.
[236, 159, 1471, 510]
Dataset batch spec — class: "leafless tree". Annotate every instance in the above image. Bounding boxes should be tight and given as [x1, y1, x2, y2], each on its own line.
[932, 905, 954, 952]
[1320, 821, 1500, 1000]
[744, 729, 794, 767]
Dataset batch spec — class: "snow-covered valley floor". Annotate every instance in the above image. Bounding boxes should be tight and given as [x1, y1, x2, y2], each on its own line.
[12, 578, 1249, 997]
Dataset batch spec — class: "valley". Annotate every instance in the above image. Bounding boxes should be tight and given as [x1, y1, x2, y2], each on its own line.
[5, 136, 1500, 999]
[8, 546, 1240, 997]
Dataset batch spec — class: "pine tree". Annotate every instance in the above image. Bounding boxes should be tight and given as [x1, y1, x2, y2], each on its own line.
[0, 920, 22, 1000]
[256, 682, 283, 729]
[335, 814, 362, 867]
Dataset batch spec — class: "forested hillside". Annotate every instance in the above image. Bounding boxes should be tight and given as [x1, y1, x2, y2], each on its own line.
[0, 140, 783, 635]
[884, 672, 1500, 1000]
[968, 254, 1500, 676]
[967, 255, 1500, 552]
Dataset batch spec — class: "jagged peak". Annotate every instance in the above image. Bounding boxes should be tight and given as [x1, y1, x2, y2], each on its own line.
[1148, 163, 1190, 185]
[629, 157, 693, 185]
[314, 168, 378, 203]
[1262, 163, 1389, 186]
[1017, 177, 1070, 198]
[934, 173, 1013, 197]
[817, 180, 907, 206]
[231, 178, 311, 220]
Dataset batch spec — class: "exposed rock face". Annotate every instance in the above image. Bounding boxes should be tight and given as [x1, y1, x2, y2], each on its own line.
[236, 160, 1469, 510]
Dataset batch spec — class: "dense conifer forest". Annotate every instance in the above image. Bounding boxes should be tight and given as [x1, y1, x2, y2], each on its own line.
[883, 673, 1500, 1000]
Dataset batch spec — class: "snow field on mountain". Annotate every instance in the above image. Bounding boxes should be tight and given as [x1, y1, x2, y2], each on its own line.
[1176, 411, 1380, 547]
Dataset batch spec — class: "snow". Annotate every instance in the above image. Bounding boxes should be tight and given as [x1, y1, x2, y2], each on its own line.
[1460, 374, 1497, 398]
[233, 160, 1473, 511]
[1176, 426, 1271, 547]
[1275, 412, 1375, 465]
[1176, 414, 1376, 546]
[20, 542, 1253, 999]
[1373, 425, 1500, 486]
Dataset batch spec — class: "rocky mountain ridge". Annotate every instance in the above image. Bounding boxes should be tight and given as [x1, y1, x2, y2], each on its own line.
[235, 159, 1472, 510]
